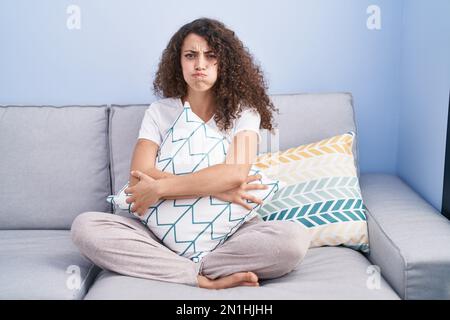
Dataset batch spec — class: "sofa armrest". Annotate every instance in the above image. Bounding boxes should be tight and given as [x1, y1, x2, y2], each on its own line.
[360, 173, 450, 300]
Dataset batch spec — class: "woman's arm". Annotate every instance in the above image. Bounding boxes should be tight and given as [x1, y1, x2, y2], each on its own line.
[128, 130, 257, 198]
[129, 139, 211, 200]
[128, 139, 160, 187]
[155, 130, 258, 198]
[125, 131, 261, 215]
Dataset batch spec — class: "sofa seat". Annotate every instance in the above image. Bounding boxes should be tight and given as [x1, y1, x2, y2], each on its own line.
[84, 246, 399, 300]
[0, 230, 99, 300]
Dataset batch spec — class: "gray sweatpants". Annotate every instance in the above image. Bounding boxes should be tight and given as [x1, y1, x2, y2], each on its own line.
[71, 211, 312, 287]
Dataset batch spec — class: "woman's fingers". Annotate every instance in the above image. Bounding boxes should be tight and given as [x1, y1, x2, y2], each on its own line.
[131, 204, 144, 216]
[125, 196, 135, 204]
[237, 200, 253, 211]
[124, 187, 133, 194]
[243, 183, 269, 191]
[250, 196, 263, 205]
[246, 174, 262, 183]
[241, 193, 264, 205]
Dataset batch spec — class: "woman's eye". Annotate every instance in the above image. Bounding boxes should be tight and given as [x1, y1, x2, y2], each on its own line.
[184, 53, 216, 59]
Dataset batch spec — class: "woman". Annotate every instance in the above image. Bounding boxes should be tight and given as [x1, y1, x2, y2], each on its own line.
[71, 18, 311, 290]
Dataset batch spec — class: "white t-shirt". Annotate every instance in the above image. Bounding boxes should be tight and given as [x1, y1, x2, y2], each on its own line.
[138, 97, 261, 146]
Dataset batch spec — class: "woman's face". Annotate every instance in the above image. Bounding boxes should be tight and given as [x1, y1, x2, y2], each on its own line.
[180, 33, 218, 94]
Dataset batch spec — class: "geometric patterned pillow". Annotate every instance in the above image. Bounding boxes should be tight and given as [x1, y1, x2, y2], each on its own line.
[255, 132, 369, 253]
[107, 103, 281, 262]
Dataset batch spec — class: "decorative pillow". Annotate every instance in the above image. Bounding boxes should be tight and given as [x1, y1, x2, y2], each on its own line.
[107, 103, 281, 262]
[254, 132, 369, 253]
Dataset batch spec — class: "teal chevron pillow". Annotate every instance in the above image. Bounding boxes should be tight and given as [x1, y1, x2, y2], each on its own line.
[108, 103, 281, 262]
[254, 132, 369, 253]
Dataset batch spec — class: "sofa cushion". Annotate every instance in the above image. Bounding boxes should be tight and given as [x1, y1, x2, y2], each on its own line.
[83, 246, 398, 300]
[0, 230, 100, 299]
[255, 132, 369, 252]
[0, 105, 112, 229]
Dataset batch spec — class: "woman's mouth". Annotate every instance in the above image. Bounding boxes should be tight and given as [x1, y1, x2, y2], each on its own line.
[193, 73, 207, 77]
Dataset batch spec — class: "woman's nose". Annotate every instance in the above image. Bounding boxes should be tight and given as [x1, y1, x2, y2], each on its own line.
[195, 55, 207, 70]
[195, 63, 206, 71]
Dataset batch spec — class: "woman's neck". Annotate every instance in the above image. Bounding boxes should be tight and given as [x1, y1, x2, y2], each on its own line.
[182, 90, 216, 122]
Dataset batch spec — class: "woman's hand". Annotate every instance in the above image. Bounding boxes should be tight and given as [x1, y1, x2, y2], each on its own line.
[124, 170, 161, 216]
[213, 174, 269, 210]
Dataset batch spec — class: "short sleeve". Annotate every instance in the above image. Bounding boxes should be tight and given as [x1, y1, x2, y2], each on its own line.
[232, 107, 262, 143]
[137, 104, 162, 146]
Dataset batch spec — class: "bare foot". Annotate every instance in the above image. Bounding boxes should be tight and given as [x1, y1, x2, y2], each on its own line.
[197, 272, 259, 289]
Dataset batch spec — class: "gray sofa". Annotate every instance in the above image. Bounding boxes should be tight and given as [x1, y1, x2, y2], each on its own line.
[1, 93, 450, 300]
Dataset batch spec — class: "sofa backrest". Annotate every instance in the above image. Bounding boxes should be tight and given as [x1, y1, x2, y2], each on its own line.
[267, 93, 359, 173]
[0, 105, 112, 230]
[109, 92, 359, 195]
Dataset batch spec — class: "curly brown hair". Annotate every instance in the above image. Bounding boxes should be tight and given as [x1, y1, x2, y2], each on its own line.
[153, 18, 278, 133]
